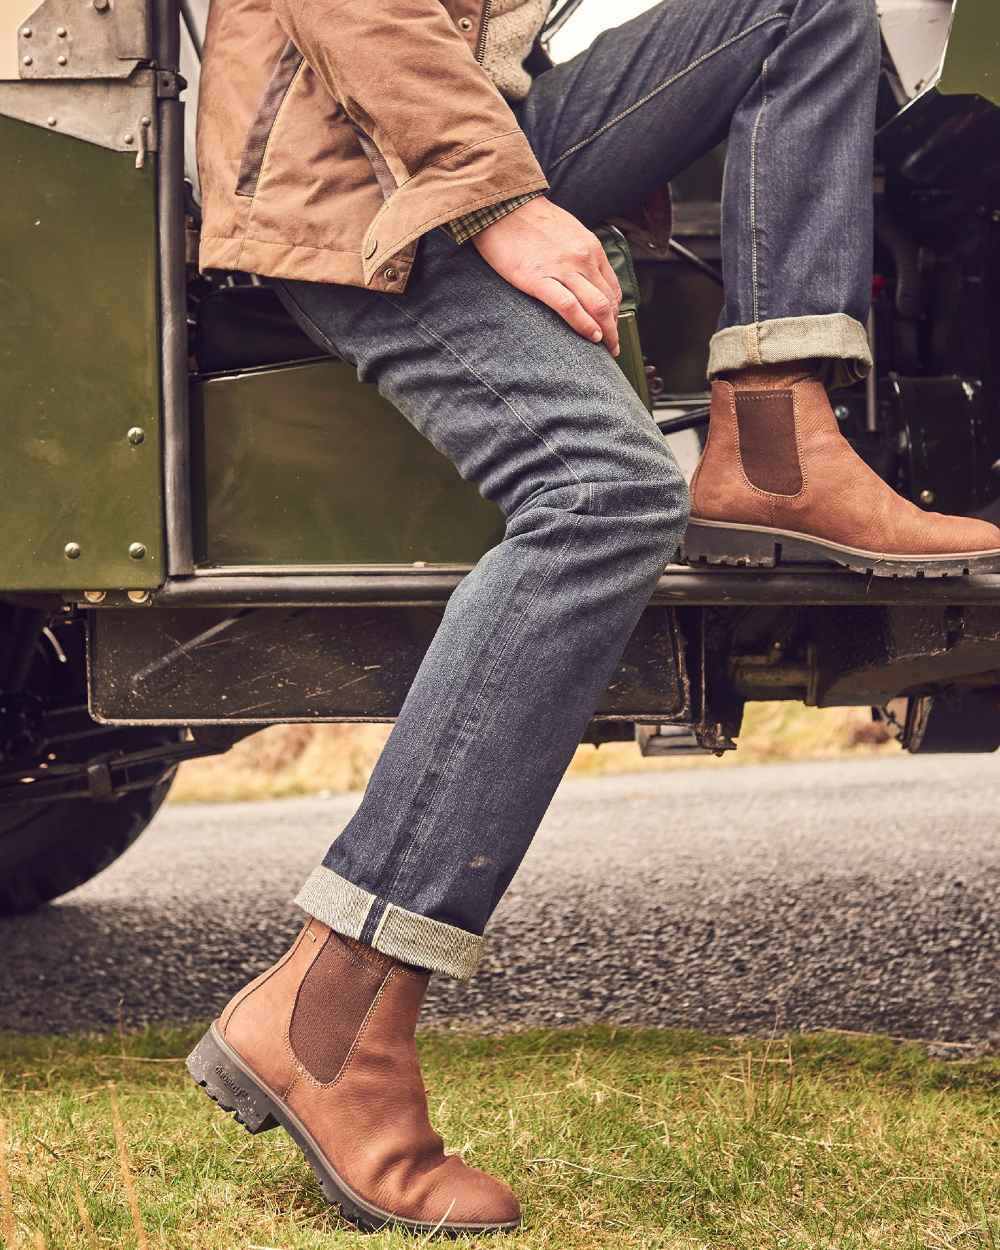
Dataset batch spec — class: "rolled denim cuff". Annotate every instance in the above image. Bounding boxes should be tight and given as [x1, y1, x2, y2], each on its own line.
[708, 313, 873, 390]
[295, 865, 483, 981]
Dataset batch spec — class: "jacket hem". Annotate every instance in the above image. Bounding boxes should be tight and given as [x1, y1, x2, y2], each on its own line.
[200, 235, 368, 287]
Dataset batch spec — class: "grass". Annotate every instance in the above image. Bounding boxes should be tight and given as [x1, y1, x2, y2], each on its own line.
[169, 703, 896, 803]
[0, 1026, 996, 1249]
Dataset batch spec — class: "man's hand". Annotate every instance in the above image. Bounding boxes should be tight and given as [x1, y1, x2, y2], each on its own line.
[471, 197, 622, 356]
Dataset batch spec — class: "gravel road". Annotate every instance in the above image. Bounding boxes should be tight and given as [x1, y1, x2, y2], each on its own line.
[1, 754, 997, 1044]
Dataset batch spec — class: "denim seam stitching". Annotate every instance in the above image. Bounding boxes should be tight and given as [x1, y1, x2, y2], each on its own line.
[358, 895, 388, 947]
[370, 903, 393, 949]
[749, 59, 769, 328]
[548, 12, 788, 171]
[379, 293, 586, 491]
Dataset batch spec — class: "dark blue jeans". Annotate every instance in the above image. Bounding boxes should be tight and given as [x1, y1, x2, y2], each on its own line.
[287, 0, 879, 978]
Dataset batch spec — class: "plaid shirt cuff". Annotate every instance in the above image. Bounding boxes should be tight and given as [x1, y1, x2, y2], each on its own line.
[446, 192, 544, 244]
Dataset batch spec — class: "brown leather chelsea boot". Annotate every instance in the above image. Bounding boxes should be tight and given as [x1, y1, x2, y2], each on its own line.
[684, 376, 1000, 577]
[187, 919, 520, 1235]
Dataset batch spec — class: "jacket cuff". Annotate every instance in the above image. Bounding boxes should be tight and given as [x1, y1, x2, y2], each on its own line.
[446, 191, 544, 244]
[361, 128, 549, 288]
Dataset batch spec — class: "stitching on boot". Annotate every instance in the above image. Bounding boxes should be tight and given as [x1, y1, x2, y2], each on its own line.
[792, 384, 810, 496]
[280, 1060, 301, 1103]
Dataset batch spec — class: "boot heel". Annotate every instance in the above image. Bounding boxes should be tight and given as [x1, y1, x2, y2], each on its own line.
[682, 519, 780, 569]
[187, 1026, 279, 1135]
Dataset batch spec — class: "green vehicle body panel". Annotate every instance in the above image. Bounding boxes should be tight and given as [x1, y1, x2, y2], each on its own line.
[939, 0, 1000, 105]
[0, 118, 164, 591]
[191, 360, 505, 567]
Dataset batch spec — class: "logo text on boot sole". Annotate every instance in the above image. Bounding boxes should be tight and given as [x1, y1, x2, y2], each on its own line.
[215, 1064, 249, 1100]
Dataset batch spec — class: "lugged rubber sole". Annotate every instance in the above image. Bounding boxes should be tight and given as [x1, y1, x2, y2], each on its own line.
[682, 518, 1000, 579]
[186, 1024, 520, 1236]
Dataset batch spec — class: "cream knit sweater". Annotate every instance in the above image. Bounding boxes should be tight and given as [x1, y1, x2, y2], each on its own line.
[480, 0, 551, 100]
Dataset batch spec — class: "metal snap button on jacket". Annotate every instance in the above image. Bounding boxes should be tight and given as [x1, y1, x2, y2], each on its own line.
[383, 266, 399, 283]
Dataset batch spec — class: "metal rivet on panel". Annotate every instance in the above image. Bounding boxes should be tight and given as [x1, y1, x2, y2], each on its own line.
[22, 55, 32, 66]
[128, 542, 146, 560]
[56, 25, 67, 35]
[127, 427, 145, 445]
[919, 489, 935, 506]
[127, 590, 150, 604]
[123, 133, 135, 145]
[47, 117, 57, 127]
[64, 542, 81, 560]
[20, 26, 31, 36]
[56, 54, 67, 65]
[84, 590, 106, 604]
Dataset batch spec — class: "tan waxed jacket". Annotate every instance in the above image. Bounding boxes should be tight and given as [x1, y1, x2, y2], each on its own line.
[196, 0, 551, 294]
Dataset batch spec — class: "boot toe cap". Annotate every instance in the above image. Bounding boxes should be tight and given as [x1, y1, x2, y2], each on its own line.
[434, 1159, 521, 1229]
[937, 515, 1000, 553]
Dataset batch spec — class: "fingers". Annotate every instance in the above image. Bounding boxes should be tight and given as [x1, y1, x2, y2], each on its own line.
[534, 276, 606, 346]
[505, 221, 624, 355]
[561, 271, 620, 357]
[595, 248, 623, 311]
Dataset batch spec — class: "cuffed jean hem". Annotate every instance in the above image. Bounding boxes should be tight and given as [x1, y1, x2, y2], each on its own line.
[707, 313, 873, 389]
[295, 865, 484, 981]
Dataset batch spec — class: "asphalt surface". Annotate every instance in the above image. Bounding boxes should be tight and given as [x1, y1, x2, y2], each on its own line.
[1, 754, 997, 1045]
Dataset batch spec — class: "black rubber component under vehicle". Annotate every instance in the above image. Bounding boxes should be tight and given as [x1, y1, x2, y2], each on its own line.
[0, 767, 175, 915]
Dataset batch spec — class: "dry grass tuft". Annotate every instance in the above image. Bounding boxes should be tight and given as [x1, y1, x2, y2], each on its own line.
[71, 1186, 98, 1250]
[108, 1083, 148, 1250]
[0, 1116, 15, 1250]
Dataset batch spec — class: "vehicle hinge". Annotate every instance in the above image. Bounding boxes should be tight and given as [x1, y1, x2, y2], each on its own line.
[155, 70, 185, 99]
